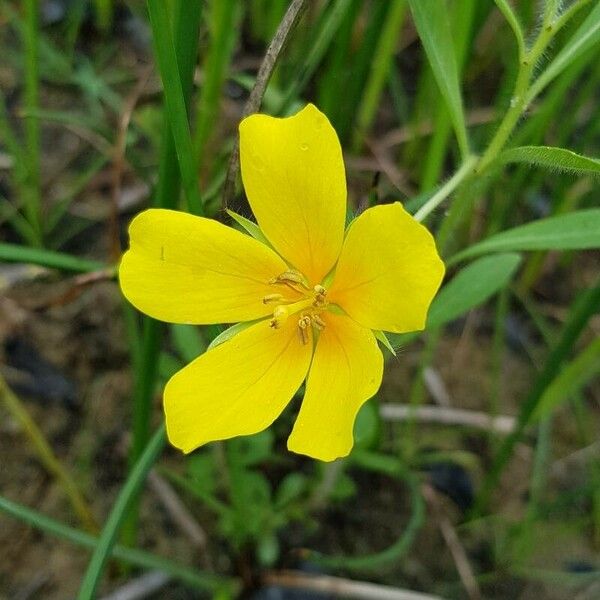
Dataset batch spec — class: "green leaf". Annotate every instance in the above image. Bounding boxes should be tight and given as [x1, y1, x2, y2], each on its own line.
[353, 400, 381, 451]
[226, 209, 272, 247]
[388, 253, 522, 348]
[427, 253, 522, 329]
[147, 0, 203, 215]
[407, 0, 469, 158]
[0, 494, 234, 594]
[78, 426, 167, 600]
[531, 2, 600, 97]
[533, 338, 600, 421]
[228, 430, 275, 468]
[449, 209, 600, 265]
[275, 473, 309, 509]
[0, 242, 107, 273]
[498, 146, 600, 176]
[170, 324, 205, 363]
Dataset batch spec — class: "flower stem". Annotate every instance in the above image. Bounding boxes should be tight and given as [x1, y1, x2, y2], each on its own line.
[413, 155, 478, 222]
[475, 6, 562, 174]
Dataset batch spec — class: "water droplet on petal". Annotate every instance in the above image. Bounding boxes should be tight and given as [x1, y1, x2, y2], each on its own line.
[300, 143, 309, 151]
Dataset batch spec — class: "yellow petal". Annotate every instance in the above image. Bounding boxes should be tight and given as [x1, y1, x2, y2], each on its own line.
[329, 203, 445, 333]
[287, 313, 383, 461]
[119, 209, 297, 324]
[239, 104, 346, 285]
[165, 317, 312, 453]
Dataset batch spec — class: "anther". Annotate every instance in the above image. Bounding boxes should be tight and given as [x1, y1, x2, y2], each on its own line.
[313, 283, 328, 307]
[297, 315, 311, 345]
[312, 313, 326, 330]
[262, 293, 284, 304]
[269, 270, 310, 289]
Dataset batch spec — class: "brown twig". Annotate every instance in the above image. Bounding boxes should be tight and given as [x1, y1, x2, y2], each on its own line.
[221, 0, 309, 211]
[263, 570, 445, 600]
[99, 571, 170, 600]
[379, 403, 516, 435]
[422, 485, 481, 600]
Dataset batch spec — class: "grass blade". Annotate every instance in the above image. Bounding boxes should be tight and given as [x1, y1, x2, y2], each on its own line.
[147, 0, 203, 215]
[0, 242, 107, 273]
[407, 0, 470, 159]
[472, 281, 600, 516]
[529, 1, 600, 99]
[78, 425, 167, 600]
[533, 338, 600, 421]
[448, 209, 600, 264]
[353, 0, 406, 149]
[0, 495, 234, 593]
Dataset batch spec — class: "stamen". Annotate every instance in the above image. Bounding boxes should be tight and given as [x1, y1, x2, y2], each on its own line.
[312, 313, 326, 330]
[262, 293, 284, 304]
[269, 270, 310, 290]
[269, 305, 288, 329]
[312, 284, 328, 307]
[297, 315, 311, 345]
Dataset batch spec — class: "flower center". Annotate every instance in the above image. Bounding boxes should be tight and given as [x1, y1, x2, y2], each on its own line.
[263, 270, 328, 343]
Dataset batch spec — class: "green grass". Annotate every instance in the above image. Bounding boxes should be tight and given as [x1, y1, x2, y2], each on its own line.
[1, 0, 599, 597]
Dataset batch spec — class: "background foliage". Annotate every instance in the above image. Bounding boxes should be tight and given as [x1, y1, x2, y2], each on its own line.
[0, 0, 599, 598]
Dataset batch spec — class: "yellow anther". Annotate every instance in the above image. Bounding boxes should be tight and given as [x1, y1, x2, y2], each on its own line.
[312, 283, 328, 307]
[312, 313, 326, 330]
[298, 315, 311, 329]
[269, 270, 310, 289]
[297, 315, 311, 345]
[262, 293, 284, 305]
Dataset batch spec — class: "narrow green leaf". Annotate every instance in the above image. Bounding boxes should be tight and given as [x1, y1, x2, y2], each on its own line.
[449, 209, 600, 265]
[0, 242, 107, 273]
[194, 0, 239, 165]
[388, 253, 522, 348]
[78, 426, 166, 600]
[226, 209, 272, 247]
[498, 146, 600, 175]
[0, 495, 234, 593]
[533, 338, 600, 420]
[473, 282, 600, 515]
[147, 0, 203, 215]
[353, 0, 406, 150]
[531, 2, 600, 97]
[427, 253, 522, 329]
[407, 0, 470, 158]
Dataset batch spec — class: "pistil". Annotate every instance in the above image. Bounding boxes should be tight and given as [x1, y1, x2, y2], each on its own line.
[266, 270, 329, 339]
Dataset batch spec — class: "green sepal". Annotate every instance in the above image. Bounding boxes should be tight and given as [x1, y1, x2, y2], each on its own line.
[226, 209, 272, 247]
[374, 330, 396, 356]
[207, 318, 263, 351]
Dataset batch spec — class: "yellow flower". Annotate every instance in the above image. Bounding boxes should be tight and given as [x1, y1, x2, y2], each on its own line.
[119, 104, 444, 462]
